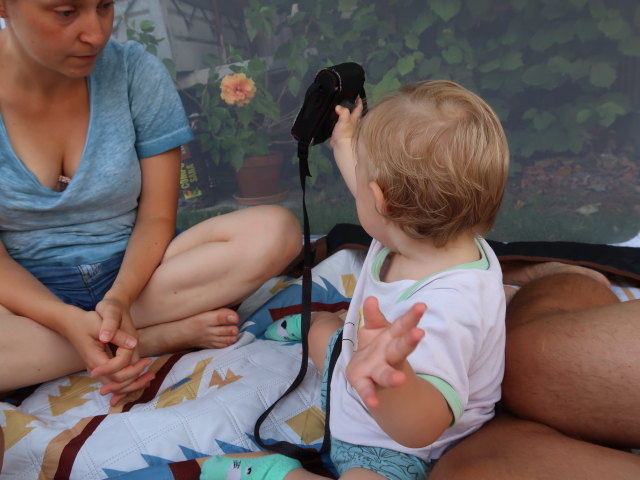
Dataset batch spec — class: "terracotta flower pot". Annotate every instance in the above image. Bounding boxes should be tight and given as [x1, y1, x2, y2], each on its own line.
[234, 151, 288, 205]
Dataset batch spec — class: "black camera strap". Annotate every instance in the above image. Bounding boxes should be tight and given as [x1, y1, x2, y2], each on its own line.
[254, 63, 366, 461]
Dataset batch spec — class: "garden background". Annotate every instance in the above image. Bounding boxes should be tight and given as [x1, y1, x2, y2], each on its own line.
[111, 0, 640, 244]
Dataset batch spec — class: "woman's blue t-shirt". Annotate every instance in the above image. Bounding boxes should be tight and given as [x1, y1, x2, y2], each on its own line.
[0, 40, 193, 267]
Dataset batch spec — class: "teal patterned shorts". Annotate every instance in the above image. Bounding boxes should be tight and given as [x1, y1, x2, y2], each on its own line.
[321, 329, 434, 480]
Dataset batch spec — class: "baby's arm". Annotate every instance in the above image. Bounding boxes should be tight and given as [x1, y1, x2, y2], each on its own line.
[346, 296, 453, 449]
[329, 98, 365, 196]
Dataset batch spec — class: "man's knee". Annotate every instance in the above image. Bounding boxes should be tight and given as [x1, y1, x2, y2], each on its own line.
[506, 272, 618, 331]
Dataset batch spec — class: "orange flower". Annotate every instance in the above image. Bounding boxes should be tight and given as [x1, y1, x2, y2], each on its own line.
[220, 73, 257, 106]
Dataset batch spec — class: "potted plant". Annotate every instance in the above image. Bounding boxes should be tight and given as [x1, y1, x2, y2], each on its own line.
[187, 52, 289, 204]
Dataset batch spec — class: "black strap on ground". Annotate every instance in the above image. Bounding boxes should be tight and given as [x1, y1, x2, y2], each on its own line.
[253, 142, 334, 459]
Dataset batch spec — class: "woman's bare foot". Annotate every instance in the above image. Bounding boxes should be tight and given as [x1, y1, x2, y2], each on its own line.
[183, 309, 240, 349]
[139, 308, 240, 356]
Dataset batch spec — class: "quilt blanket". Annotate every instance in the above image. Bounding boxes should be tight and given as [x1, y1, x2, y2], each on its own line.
[1, 248, 367, 479]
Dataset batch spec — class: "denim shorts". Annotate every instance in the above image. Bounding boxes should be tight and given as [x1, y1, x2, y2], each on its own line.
[321, 329, 433, 479]
[24, 253, 124, 311]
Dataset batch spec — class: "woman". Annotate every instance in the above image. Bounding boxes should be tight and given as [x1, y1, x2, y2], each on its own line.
[0, 0, 301, 405]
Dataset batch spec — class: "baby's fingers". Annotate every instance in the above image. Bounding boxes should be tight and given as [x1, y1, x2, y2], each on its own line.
[351, 96, 365, 121]
[349, 376, 380, 409]
[381, 327, 425, 371]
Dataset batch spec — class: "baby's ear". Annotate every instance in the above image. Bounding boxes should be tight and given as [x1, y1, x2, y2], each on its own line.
[369, 181, 389, 217]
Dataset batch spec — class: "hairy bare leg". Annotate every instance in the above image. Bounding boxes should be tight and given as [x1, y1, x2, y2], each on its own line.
[504, 279, 639, 446]
[430, 414, 640, 480]
[502, 260, 611, 304]
[432, 266, 640, 479]
[502, 260, 611, 288]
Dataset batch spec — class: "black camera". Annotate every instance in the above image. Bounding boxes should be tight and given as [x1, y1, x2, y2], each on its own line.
[291, 62, 367, 146]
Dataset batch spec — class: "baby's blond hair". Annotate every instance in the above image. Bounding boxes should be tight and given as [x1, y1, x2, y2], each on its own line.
[354, 80, 509, 247]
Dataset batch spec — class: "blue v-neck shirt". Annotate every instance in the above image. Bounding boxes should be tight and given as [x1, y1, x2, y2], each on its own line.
[0, 40, 193, 267]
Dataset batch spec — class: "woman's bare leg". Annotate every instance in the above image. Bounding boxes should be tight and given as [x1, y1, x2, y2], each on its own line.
[131, 205, 301, 349]
[430, 414, 640, 480]
[0, 207, 301, 390]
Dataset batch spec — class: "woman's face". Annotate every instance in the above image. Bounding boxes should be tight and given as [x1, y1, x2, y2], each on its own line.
[0, 0, 115, 78]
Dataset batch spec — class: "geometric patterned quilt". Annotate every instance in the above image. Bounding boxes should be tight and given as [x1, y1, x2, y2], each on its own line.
[1, 248, 367, 479]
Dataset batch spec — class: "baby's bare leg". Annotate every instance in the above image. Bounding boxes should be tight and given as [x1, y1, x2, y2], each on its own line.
[308, 311, 344, 374]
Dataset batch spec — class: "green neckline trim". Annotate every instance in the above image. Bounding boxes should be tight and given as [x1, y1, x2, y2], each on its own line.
[371, 239, 489, 303]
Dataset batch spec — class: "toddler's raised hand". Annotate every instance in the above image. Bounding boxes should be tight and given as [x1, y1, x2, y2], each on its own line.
[345, 296, 426, 409]
[329, 97, 365, 149]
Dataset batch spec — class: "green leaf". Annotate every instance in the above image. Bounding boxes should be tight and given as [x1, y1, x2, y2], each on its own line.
[396, 55, 415, 75]
[619, 36, 640, 57]
[479, 59, 501, 73]
[288, 76, 301, 97]
[533, 111, 556, 130]
[227, 147, 245, 171]
[568, 0, 587, 8]
[589, 62, 616, 88]
[413, 9, 437, 34]
[568, 60, 590, 81]
[372, 70, 402, 100]
[442, 45, 463, 64]
[500, 51, 523, 71]
[596, 101, 627, 127]
[498, 31, 518, 46]
[597, 15, 631, 41]
[576, 109, 591, 124]
[574, 18, 600, 42]
[588, 0, 607, 18]
[140, 20, 154, 32]
[529, 30, 554, 52]
[522, 65, 552, 87]
[405, 33, 420, 50]
[338, 0, 358, 13]
[547, 56, 572, 75]
[430, 0, 461, 22]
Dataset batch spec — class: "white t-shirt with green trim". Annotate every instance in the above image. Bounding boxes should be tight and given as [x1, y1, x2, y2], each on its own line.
[329, 237, 505, 462]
